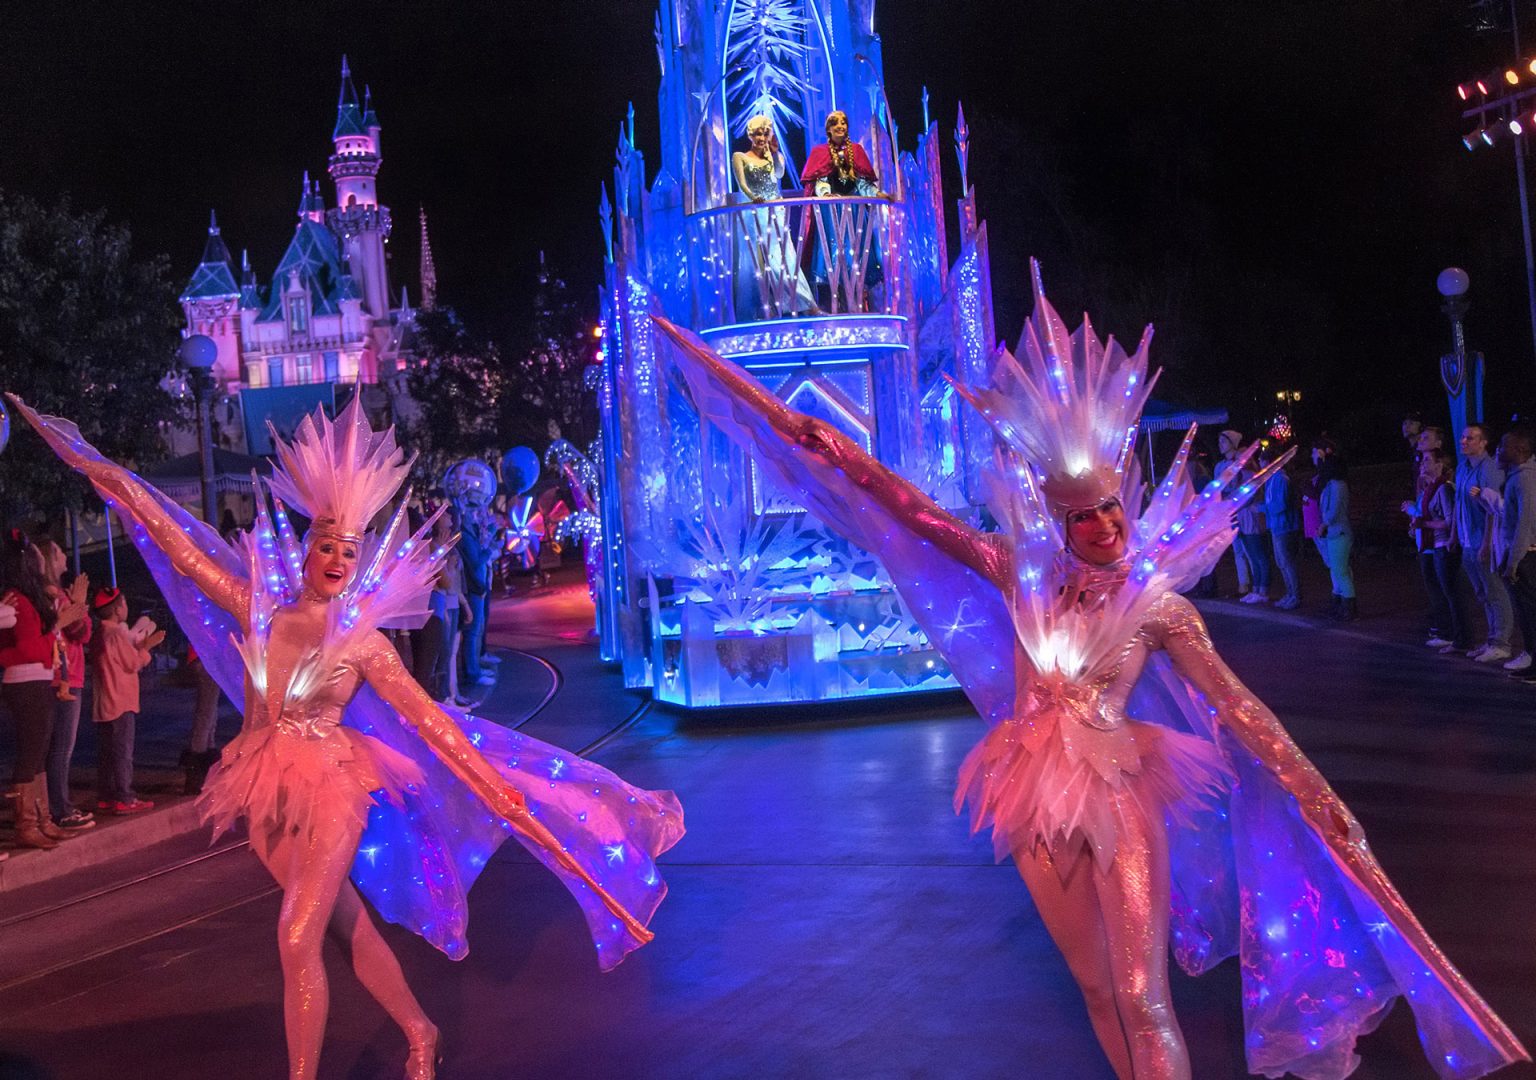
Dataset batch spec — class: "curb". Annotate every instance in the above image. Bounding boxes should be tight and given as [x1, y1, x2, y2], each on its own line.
[0, 795, 208, 893]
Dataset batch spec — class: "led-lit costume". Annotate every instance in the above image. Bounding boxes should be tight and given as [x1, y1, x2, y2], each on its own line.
[654, 264, 1526, 1080]
[9, 393, 683, 1078]
[731, 117, 815, 317]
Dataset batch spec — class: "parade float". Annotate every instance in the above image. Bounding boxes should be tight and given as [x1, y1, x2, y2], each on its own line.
[593, 0, 1000, 706]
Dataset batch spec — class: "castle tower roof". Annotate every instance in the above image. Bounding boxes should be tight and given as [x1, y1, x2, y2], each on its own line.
[333, 55, 369, 139]
[260, 218, 345, 321]
[180, 210, 240, 301]
[362, 85, 379, 130]
[296, 171, 326, 219]
[239, 248, 261, 309]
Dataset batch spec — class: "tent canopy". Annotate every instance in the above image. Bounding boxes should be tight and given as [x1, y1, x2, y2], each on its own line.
[142, 448, 272, 498]
[1138, 398, 1228, 435]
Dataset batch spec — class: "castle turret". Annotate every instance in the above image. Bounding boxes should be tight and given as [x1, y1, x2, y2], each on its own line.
[297, 171, 326, 223]
[326, 56, 391, 318]
[179, 210, 243, 385]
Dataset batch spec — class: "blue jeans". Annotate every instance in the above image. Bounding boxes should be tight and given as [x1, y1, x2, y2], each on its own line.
[1236, 532, 1272, 593]
[460, 592, 488, 681]
[434, 605, 460, 700]
[1314, 533, 1355, 599]
[1419, 549, 1466, 645]
[1462, 546, 1514, 649]
[96, 711, 138, 805]
[46, 693, 83, 817]
[1270, 529, 1301, 602]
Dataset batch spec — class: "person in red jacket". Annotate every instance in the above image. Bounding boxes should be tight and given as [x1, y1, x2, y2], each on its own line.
[799, 110, 882, 197]
[0, 529, 87, 850]
[798, 110, 889, 309]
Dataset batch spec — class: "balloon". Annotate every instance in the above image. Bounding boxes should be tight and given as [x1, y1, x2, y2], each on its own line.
[443, 459, 497, 508]
[500, 446, 541, 495]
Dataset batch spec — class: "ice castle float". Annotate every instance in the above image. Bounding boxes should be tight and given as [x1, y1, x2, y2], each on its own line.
[593, 0, 1000, 707]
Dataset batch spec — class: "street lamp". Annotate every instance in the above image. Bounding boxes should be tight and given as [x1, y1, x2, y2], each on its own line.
[1436, 267, 1483, 442]
[177, 334, 219, 527]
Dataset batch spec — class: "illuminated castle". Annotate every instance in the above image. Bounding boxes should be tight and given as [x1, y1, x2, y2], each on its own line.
[178, 58, 422, 451]
[593, 0, 1000, 706]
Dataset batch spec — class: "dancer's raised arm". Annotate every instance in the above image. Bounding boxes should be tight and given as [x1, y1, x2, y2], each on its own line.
[1153, 589, 1528, 1064]
[7, 395, 249, 620]
[654, 317, 1009, 586]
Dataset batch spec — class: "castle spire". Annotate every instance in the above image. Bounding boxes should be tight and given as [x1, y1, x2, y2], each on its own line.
[338, 55, 359, 108]
[333, 55, 367, 139]
[181, 210, 239, 302]
[418, 206, 438, 311]
[297, 172, 325, 222]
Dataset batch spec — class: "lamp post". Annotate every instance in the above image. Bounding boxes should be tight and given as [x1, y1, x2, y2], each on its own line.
[1436, 267, 1484, 443]
[177, 334, 219, 527]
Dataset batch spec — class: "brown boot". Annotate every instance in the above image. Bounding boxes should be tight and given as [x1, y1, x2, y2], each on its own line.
[13, 778, 58, 851]
[32, 774, 74, 842]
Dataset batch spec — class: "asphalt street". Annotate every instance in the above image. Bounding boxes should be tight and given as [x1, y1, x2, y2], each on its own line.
[0, 574, 1530, 1080]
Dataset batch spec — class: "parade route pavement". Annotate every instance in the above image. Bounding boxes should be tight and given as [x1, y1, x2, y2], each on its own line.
[0, 567, 1530, 1080]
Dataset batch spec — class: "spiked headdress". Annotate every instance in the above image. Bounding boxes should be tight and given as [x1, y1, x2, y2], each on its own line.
[266, 394, 414, 546]
[951, 260, 1157, 517]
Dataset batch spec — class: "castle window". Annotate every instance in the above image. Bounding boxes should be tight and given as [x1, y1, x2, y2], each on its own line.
[323, 351, 340, 380]
[246, 360, 266, 389]
[268, 356, 285, 387]
[287, 298, 308, 336]
[295, 353, 313, 383]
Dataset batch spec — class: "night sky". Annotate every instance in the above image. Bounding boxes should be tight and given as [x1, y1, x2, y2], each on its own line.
[4, 0, 1533, 454]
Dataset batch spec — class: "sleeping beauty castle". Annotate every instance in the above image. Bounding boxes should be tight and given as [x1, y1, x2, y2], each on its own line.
[592, 0, 1001, 707]
[177, 58, 427, 455]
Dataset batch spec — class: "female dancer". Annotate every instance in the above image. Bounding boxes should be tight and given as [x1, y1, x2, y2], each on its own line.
[652, 264, 1526, 1079]
[731, 114, 815, 317]
[11, 395, 683, 1080]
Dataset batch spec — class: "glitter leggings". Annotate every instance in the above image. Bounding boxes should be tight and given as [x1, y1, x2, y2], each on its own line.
[251, 816, 437, 1080]
[1013, 799, 1189, 1080]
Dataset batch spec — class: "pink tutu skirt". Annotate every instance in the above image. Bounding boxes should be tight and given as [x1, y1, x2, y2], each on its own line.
[955, 710, 1231, 874]
[199, 723, 425, 842]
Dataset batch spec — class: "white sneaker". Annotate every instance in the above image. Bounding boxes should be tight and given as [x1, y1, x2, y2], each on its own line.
[1476, 646, 1513, 664]
[1425, 636, 1453, 648]
[1240, 593, 1269, 605]
[1502, 651, 1532, 672]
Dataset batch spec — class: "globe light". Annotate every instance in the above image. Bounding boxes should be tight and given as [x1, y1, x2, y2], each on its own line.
[1506, 69, 1520, 85]
[1511, 118, 1525, 135]
[177, 334, 218, 371]
[1437, 267, 1471, 299]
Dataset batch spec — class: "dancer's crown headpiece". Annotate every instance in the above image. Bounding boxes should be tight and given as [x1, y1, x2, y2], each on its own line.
[266, 394, 414, 546]
[951, 260, 1158, 516]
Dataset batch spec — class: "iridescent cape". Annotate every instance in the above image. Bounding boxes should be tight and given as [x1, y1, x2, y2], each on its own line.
[15, 400, 682, 971]
[654, 314, 1526, 1080]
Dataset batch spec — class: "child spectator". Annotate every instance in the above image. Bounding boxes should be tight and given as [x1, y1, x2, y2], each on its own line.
[88, 587, 165, 814]
[35, 539, 93, 831]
